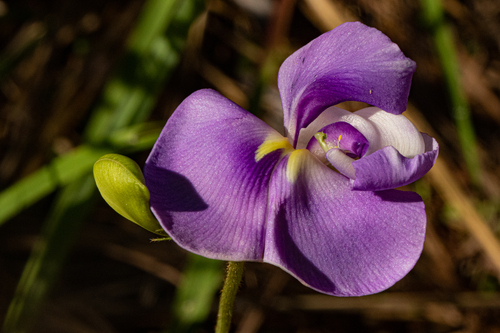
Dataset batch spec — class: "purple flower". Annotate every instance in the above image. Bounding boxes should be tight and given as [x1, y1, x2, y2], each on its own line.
[144, 22, 438, 296]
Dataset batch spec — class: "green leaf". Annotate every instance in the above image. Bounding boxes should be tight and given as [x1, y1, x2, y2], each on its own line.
[3, 0, 207, 331]
[0, 0, 206, 225]
[168, 254, 224, 332]
[0, 146, 109, 226]
[108, 122, 163, 152]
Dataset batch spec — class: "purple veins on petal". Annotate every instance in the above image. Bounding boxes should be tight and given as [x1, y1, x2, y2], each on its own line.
[264, 151, 427, 296]
[142, 22, 438, 297]
[145, 89, 285, 261]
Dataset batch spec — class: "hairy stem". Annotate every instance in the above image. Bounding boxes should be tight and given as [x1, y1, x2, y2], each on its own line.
[215, 261, 245, 333]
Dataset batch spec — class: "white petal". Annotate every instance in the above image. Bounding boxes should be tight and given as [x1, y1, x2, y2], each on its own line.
[354, 107, 425, 158]
[296, 106, 377, 150]
[298, 106, 424, 159]
[326, 148, 357, 179]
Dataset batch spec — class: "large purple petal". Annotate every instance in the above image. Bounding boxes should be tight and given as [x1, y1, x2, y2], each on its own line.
[264, 150, 426, 296]
[278, 22, 416, 146]
[145, 89, 284, 260]
[352, 134, 439, 191]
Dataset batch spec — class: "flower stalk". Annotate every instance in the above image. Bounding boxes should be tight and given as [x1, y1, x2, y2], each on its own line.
[215, 261, 245, 333]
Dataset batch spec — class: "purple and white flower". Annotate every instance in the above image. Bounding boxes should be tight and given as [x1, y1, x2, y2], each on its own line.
[144, 22, 438, 296]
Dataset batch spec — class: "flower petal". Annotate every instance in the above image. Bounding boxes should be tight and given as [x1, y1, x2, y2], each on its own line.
[264, 150, 426, 296]
[352, 133, 439, 191]
[309, 121, 370, 158]
[144, 89, 284, 260]
[297, 106, 375, 150]
[325, 148, 357, 179]
[278, 22, 416, 145]
[354, 107, 425, 157]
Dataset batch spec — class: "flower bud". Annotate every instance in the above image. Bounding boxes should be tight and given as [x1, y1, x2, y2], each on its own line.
[93, 154, 165, 235]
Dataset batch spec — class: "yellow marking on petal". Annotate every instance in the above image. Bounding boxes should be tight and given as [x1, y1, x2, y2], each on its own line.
[286, 149, 311, 183]
[338, 134, 342, 144]
[255, 134, 293, 162]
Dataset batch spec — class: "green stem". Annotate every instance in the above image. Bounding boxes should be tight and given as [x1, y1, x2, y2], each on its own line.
[215, 261, 245, 333]
[420, 0, 482, 186]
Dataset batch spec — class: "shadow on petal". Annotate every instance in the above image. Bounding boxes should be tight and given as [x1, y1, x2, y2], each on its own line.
[273, 201, 335, 293]
[145, 163, 208, 212]
[373, 189, 423, 204]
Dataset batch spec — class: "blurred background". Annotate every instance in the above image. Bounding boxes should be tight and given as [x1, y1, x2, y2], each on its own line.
[1, 0, 500, 332]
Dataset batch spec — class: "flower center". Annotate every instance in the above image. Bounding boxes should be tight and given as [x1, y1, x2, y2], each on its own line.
[306, 121, 369, 163]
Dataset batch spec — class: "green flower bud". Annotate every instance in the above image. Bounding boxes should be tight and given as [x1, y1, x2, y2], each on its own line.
[93, 154, 165, 236]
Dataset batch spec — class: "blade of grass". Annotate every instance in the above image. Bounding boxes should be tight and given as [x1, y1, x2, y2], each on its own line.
[0, 0, 206, 226]
[405, 105, 500, 279]
[108, 121, 163, 152]
[420, 0, 482, 186]
[85, 37, 179, 143]
[128, 0, 182, 53]
[84, 0, 203, 145]
[2, 0, 207, 332]
[167, 254, 224, 333]
[2, 174, 96, 333]
[0, 146, 109, 225]
[0, 121, 161, 226]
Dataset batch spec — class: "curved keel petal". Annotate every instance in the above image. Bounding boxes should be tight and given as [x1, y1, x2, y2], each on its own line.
[145, 89, 284, 260]
[352, 134, 439, 191]
[354, 107, 425, 157]
[264, 151, 426, 296]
